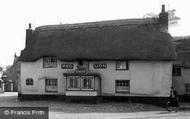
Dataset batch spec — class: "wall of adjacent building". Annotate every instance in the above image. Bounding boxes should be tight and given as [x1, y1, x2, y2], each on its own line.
[20, 59, 172, 97]
[6, 61, 20, 92]
[173, 68, 190, 95]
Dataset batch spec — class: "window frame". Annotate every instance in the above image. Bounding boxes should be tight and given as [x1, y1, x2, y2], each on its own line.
[115, 80, 130, 93]
[43, 56, 57, 68]
[26, 78, 34, 86]
[67, 76, 80, 90]
[185, 83, 190, 93]
[172, 66, 182, 76]
[45, 78, 58, 92]
[116, 61, 129, 70]
[81, 76, 94, 90]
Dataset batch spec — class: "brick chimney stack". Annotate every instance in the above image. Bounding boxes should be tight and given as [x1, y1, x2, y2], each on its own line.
[159, 5, 168, 33]
[161, 4, 165, 13]
[25, 23, 33, 48]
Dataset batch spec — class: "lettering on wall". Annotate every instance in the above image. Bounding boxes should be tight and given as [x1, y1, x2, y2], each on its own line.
[93, 63, 107, 69]
[61, 64, 74, 69]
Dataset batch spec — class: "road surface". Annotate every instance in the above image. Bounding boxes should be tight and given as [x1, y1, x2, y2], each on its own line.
[0, 92, 190, 119]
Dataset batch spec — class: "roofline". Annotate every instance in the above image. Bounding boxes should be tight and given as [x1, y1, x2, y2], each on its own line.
[35, 18, 158, 32]
[19, 57, 175, 62]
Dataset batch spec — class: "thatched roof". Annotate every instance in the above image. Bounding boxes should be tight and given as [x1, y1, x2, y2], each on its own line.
[173, 37, 190, 67]
[20, 18, 175, 61]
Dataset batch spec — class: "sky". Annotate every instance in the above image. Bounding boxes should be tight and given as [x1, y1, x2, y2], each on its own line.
[0, 0, 189, 67]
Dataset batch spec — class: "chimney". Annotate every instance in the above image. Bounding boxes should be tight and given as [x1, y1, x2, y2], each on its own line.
[25, 23, 33, 48]
[14, 52, 17, 58]
[29, 23, 32, 29]
[159, 5, 168, 32]
[161, 4, 165, 13]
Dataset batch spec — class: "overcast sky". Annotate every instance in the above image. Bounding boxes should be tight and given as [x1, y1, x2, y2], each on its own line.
[0, 0, 189, 67]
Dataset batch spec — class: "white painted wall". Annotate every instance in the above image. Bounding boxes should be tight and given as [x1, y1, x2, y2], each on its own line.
[20, 59, 172, 97]
[89, 61, 172, 97]
[20, 59, 78, 95]
[130, 61, 172, 97]
[89, 61, 130, 96]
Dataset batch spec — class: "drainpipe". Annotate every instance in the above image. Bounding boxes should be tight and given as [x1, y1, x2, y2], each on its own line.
[11, 82, 13, 92]
[9, 80, 13, 92]
[2, 82, 4, 92]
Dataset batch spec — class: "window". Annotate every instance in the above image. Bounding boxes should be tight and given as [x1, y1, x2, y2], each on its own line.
[185, 83, 190, 93]
[68, 76, 80, 89]
[116, 61, 128, 70]
[43, 57, 57, 68]
[172, 66, 181, 76]
[81, 76, 94, 89]
[45, 79, 58, 92]
[78, 60, 83, 66]
[26, 78, 33, 85]
[115, 80, 130, 93]
[46, 79, 57, 86]
[66, 76, 96, 90]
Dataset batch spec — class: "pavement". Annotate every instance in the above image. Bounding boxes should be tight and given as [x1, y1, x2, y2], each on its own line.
[0, 92, 190, 119]
[179, 102, 190, 110]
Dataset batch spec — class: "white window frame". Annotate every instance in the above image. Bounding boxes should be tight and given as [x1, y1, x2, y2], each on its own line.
[81, 76, 94, 90]
[67, 76, 80, 90]
[116, 61, 128, 70]
[45, 79, 58, 92]
[115, 80, 130, 93]
[43, 57, 57, 68]
[26, 78, 33, 86]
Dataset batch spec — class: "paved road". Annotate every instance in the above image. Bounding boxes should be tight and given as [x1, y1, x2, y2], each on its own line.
[0, 92, 190, 119]
[50, 111, 190, 119]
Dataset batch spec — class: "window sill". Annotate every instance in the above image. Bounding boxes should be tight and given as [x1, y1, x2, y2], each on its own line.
[81, 88, 94, 91]
[172, 75, 182, 77]
[116, 69, 129, 71]
[43, 67, 57, 68]
[115, 91, 130, 93]
[66, 89, 97, 91]
[67, 88, 81, 91]
[45, 90, 58, 92]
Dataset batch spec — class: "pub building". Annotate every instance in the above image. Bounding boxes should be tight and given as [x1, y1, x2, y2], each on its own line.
[18, 5, 175, 103]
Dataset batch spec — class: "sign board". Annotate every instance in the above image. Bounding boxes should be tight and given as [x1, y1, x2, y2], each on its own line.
[61, 64, 74, 69]
[93, 63, 107, 69]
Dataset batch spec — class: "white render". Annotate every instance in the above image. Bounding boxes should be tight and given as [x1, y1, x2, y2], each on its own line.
[19, 58, 173, 97]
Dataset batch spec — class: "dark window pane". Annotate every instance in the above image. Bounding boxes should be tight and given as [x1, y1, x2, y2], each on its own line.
[116, 61, 128, 70]
[43, 57, 57, 68]
[26, 78, 33, 85]
[172, 66, 181, 76]
[115, 80, 130, 93]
